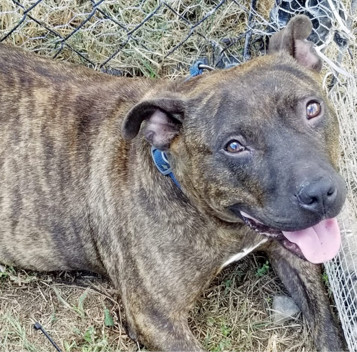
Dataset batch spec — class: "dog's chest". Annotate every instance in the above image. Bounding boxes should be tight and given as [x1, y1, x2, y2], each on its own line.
[220, 238, 268, 269]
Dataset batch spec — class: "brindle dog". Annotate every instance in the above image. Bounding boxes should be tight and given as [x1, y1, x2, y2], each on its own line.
[0, 16, 347, 351]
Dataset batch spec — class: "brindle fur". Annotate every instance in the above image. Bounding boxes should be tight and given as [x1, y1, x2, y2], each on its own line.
[0, 16, 345, 351]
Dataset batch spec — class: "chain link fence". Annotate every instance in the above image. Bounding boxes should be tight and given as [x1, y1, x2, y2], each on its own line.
[1, 0, 265, 77]
[0, 0, 351, 77]
[0, 0, 356, 351]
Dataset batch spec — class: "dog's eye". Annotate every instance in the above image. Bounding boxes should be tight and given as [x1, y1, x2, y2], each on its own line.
[306, 101, 321, 119]
[225, 140, 245, 153]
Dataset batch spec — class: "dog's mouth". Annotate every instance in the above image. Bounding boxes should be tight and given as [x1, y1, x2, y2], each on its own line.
[240, 211, 341, 264]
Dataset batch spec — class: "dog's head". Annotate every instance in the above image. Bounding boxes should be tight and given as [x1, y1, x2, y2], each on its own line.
[122, 15, 346, 264]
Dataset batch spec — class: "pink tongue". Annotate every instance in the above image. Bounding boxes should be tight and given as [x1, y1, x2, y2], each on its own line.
[282, 218, 341, 264]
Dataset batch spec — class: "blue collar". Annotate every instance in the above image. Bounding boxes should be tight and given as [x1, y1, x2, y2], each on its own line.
[151, 147, 181, 188]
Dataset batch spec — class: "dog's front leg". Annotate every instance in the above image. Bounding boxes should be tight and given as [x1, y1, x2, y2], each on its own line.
[264, 241, 345, 352]
[119, 290, 203, 351]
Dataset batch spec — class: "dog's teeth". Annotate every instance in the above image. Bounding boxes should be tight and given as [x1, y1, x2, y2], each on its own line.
[243, 216, 281, 239]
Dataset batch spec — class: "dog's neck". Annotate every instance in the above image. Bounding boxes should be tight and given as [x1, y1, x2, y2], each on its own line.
[151, 147, 181, 188]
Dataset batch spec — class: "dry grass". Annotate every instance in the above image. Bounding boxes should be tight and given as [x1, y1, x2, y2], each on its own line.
[0, 254, 316, 352]
[0, 0, 275, 77]
[0, 0, 355, 351]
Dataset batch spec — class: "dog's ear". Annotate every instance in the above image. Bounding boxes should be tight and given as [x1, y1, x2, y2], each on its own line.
[122, 97, 185, 151]
[268, 15, 322, 71]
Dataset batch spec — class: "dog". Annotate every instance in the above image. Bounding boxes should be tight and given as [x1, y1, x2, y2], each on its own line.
[0, 15, 347, 351]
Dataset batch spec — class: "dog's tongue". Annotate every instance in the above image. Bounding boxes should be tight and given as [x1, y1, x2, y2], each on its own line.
[282, 218, 341, 264]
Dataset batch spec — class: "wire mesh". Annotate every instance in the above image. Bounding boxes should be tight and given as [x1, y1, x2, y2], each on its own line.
[0, 0, 356, 350]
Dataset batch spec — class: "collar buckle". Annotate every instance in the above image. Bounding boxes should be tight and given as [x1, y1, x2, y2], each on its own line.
[151, 147, 181, 188]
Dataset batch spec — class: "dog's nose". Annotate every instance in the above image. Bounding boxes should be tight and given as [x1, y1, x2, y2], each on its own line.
[296, 179, 337, 215]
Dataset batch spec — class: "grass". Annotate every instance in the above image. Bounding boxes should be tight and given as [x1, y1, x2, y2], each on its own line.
[255, 260, 270, 278]
[0, 266, 136, 352]
[0, 255, 316, 352]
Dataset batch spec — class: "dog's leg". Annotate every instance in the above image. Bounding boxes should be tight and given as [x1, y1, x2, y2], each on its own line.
[120, 291, 203, 351]
[264, 241, 345, 352]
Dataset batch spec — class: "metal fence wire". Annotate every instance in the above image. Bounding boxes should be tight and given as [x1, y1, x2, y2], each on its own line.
[0, 0, 356, 351]
[0, 0, 353, 76]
